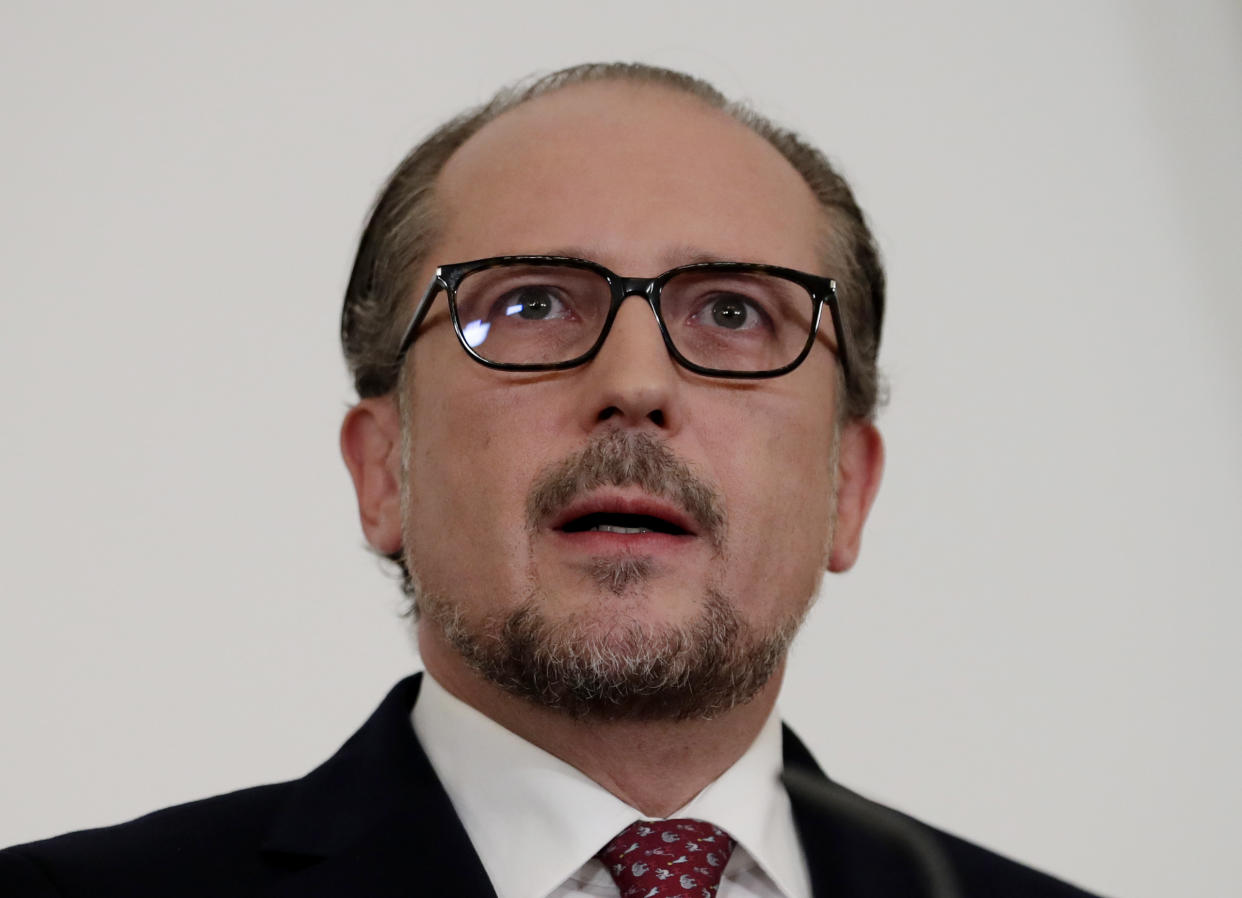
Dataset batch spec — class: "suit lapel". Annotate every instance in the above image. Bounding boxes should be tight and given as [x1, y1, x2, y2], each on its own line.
[254, 679, 932, 897]
[783, 725, 926, 898]
[258, 674, 498, 898]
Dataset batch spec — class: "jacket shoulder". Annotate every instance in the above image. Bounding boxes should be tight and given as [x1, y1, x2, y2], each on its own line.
[782, 727, 1107, 898]
[0, 782, 296, 898]
[936, 827, 1104, 897]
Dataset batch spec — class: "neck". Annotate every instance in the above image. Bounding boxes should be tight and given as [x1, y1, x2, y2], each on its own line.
[418, 627, 784, 818]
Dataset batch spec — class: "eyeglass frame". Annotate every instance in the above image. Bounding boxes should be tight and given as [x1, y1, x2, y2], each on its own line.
[395, 255, 854, 383]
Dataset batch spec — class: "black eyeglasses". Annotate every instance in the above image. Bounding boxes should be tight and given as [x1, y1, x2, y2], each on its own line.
[396, 255, 852, 382]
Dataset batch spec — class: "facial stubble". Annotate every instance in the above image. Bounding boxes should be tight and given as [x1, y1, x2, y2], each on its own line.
[409, 430, 836, 721]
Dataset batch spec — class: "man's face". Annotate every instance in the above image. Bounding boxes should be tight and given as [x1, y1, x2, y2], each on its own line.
[384, 82, 876, 716]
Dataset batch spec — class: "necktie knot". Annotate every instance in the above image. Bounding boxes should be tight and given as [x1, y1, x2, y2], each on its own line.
[597, 818, 735, 898]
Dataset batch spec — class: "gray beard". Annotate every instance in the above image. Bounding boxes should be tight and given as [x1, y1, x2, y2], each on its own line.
[420, 582, 805, 721]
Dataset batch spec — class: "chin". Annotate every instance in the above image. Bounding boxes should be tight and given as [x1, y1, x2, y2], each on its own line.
[419, 580, 804, 722]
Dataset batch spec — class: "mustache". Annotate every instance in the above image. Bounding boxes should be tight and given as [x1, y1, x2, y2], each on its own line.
[526, 431, 726, 551]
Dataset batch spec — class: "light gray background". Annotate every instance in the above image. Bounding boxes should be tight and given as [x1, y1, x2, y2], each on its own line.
[2, 2, 1239, 897]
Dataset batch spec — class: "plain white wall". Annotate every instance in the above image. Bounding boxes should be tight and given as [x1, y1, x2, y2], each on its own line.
[2, 2, 1239, 897]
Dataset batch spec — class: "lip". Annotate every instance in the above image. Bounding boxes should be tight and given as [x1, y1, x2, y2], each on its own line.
[547, 490, 699, 537]
[552, 529, 696, 556]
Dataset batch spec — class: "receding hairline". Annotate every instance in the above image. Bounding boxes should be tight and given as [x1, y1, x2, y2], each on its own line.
[419, 77, 840, 283]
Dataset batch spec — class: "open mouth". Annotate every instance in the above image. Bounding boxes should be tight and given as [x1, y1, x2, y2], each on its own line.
[548, 494, 699, 541]
[559, 512, 690, 536]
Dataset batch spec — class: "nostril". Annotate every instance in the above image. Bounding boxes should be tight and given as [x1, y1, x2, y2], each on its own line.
[595, 406, 666, 427]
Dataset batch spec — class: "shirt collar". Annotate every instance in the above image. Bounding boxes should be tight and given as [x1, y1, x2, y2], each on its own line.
[411, 669, 810, 898]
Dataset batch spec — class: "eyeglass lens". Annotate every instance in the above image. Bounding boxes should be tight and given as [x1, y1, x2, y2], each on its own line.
[452, 263, 823, 372]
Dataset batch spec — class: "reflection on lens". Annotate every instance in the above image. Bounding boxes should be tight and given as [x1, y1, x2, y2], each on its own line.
[456, 263, 609, 364]
[462, 319, 490, 348]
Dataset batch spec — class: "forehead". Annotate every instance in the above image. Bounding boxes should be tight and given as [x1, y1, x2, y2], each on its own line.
[431, 81, 828, 275]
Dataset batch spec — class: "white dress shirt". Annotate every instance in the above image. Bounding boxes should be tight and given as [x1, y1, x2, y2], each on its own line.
[411, 670, 812, 898]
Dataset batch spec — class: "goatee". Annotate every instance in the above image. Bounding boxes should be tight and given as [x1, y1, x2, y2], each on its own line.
[417, 431, 808, 720]
[423, 587, 801, 721]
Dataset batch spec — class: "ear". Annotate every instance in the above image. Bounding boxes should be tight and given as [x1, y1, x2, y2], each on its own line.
[827, 420, 885, 573]
[340, 397, 404, 556]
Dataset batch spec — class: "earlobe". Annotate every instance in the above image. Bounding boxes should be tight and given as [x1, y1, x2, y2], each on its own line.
[340, 398, 405, 555]
[827, 421, 885, 573]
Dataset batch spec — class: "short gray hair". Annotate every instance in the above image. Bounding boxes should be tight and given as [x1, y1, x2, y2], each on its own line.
[340, 61, 886, 420]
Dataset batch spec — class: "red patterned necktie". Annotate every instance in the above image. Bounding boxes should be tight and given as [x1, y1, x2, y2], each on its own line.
[597, 818, 736, 898]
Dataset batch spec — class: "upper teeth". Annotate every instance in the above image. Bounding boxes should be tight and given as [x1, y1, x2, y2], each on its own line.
[591, 524, 651, 534]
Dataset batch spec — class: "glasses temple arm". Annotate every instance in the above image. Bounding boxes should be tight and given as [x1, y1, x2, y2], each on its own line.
[396, 277, 446, 358]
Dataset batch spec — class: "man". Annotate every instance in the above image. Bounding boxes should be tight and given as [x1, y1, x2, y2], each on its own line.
[0, 63, 1102, 897]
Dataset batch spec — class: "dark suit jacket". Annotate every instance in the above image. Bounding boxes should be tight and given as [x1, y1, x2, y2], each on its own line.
[0, 674, 1102, 897]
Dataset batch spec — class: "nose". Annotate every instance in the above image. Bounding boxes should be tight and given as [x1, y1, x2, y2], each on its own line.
[576, 293, 682, 433]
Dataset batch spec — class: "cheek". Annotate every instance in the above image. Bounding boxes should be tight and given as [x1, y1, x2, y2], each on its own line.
[401, 352, 546, 604]
[406, 334, 517, 505]
[703, 392, 837, 598]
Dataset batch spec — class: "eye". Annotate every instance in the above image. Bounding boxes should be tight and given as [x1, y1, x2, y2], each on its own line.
[501, 285, 572, 321]
[696, 292, 768, 331]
